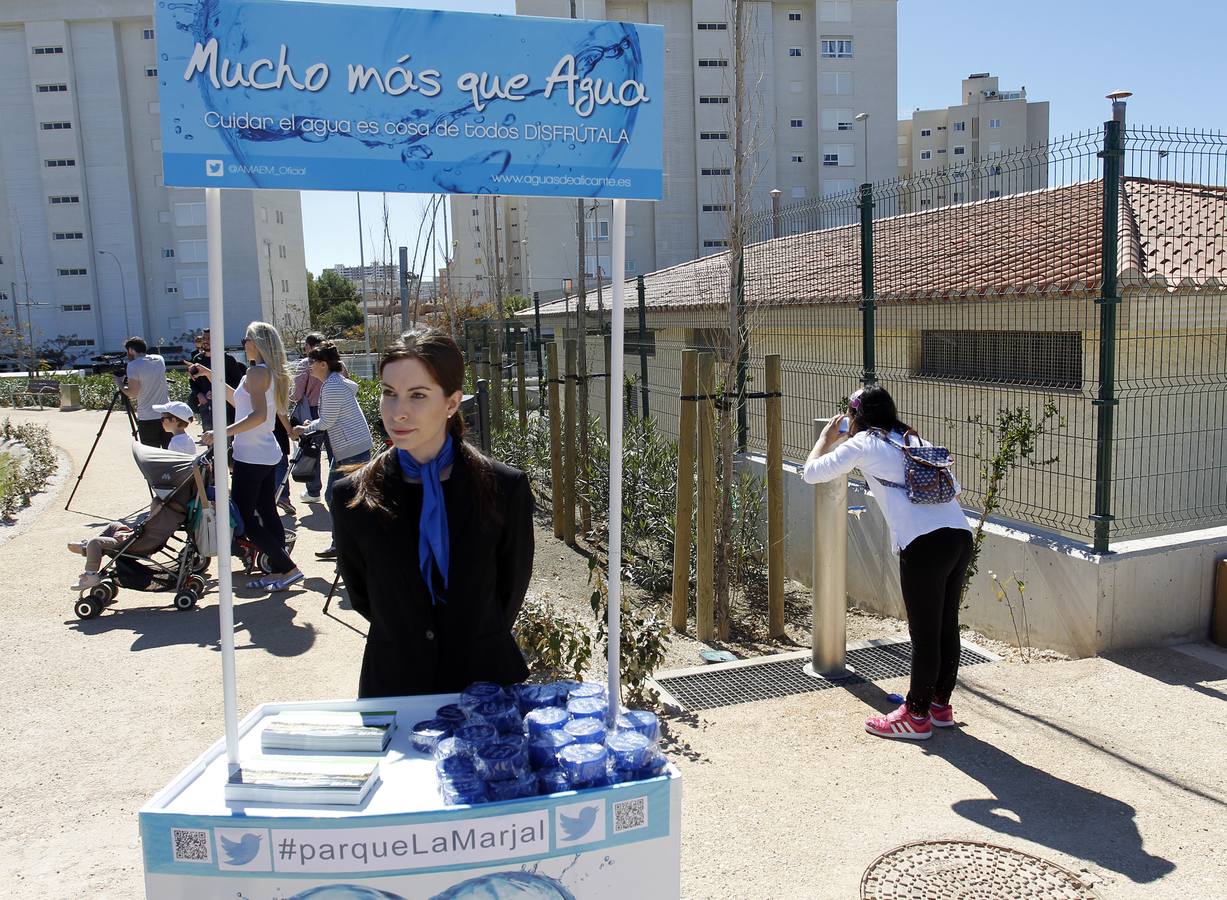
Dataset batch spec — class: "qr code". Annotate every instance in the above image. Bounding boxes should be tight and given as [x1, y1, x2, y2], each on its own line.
[171, 828, 212, 863]
[613, 796, 647, 834]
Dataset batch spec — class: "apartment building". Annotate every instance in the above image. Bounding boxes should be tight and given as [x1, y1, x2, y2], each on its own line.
[448, 0, 898, 305]
[0, 0, 307, 357]
[898, 73, 1050, 210]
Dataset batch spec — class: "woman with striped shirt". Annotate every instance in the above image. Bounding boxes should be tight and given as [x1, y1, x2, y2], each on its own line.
[292, 341, 372, 559]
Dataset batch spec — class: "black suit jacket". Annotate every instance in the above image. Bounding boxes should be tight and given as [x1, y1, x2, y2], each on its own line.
[332, 447, 534, 698]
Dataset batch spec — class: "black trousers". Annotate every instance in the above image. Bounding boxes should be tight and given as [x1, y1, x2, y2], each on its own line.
[136, 418, 171, 449]
[232, 460, 295, 573]
[898, 527, 974, 715]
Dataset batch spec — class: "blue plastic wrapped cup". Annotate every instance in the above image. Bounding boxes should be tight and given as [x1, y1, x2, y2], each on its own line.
[567, 696, 607, 720]
[453, 722, 499, 759]
[462, 681, 507, 702]
[434, 704, 468, 726]
[441, 775, 488, 805]
[615, 709, 660, 743]
[433, 736, 464, 761]
[472, 699, 524, 735]
[510, 683, 551, 714]
[558, 743, 608, 785]
[487, 769, 538, 801]
[475, 738, 530, 781]
[410, 718, 452, 755]
[607, 730, 653, 770]
[436, 754, 477, 781]
[527, 728, 576, 769]
[568, 681, 607, 702]
[524, 705, 569, 737]
[635, 748, 668, 779]
[563, 717, 606, 745]
[537, 767, 571, 795]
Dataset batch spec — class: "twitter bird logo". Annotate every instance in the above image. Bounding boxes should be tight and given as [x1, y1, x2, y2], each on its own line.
[558, 805, 599, 842]
[219, 832, 263, 866]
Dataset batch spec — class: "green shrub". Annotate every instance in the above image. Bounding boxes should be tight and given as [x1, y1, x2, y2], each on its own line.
[514, 597, 594, 681]
[589, 556, 671, 707]
[0, 419, 57, 519]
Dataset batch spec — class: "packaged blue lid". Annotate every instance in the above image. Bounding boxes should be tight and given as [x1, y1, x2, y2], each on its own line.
[568, 772, 611, 791]
[510, 682, 550, 714]
[551, 679, 582, 700]
[410, 718, 452, 754]
[527, 729, 576, 769]
[453, 722, 499, 757]
[636, 747, 668, 779]
[462, 681, 507, 702]
[567, 696, 607, 720]
[607, 730, 653, 770]
[563, 717, 606, 744]
[441, 775, 488, 806]
[537, 767, 571, 795]
[615, 709, 660, 743]
[472, 699, 523, 734]
[475, 738, 530, 781]
[568, 681, 607, 702]
[524, 705, 569, 737]
[434, 703, 468, 725]
[487, 769, 538, 801]
[558, 743, 608, 784]
[433, 736, 464, 761]
[608, 763, 639, 785]
[436, 754, 477, 781]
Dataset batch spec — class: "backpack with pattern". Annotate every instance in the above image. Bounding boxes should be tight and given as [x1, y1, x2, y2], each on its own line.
[871, 429, 957, 504]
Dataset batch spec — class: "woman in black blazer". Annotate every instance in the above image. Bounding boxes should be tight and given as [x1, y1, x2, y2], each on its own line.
[331, 329, 534, 698]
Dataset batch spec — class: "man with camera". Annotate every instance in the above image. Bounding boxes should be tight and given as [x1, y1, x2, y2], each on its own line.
[189, 328, 245, 428]
[119, 337, 170, 448]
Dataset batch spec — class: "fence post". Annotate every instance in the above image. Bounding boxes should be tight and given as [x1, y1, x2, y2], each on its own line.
[671, 349, 698, 633]
[808, 418, 847, 678]
[516, 341, 528, 431]
[546, 343, 564, 540]
[736, 251, 748, 451]
[1092, 109, 1124, 554]
[563, 338, 578, 546]
[475, 379, 491, 455]
[766, 355, 785, 638]
[637, 275, 650, 420]
[695, 351, 716, 642]
[859, 182, 877, 386]
[490, 343, 504, 431]
[533, 291, 545, 413]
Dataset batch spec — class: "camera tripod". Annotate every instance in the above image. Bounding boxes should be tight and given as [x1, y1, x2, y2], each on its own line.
[64, 388, 151, 510]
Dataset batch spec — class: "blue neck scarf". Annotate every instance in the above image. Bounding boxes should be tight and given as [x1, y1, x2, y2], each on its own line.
[397, 435, 455, 605]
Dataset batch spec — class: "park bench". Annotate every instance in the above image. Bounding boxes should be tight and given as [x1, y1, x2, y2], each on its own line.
[13, 379, 61, 409]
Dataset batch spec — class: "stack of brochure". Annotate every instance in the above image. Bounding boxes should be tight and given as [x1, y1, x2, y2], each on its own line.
[260, 709, 396, 753]
[225, 757, 381, 806]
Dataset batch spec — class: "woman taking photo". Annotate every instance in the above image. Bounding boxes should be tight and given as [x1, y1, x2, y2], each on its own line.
[803, 385, 972, 741]
[291, 341, 371, 560]
[332, 329, 534, 698]
[199, 322, 302, 592]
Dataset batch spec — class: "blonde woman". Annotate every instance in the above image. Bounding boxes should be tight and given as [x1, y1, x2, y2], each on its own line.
[198, 322, 302, 591]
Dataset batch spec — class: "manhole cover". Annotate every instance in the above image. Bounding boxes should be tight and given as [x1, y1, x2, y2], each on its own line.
[861, 840, 1100, 899]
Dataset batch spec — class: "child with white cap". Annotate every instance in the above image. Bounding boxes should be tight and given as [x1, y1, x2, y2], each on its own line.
[152, 401, 199, 456]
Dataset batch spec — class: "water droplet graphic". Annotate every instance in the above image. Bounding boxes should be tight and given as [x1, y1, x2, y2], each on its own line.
[474, 116, 486, 124]
[161, 53, 168, 61]
[174, 126, 182, 134]
[503, 114, 517, 125]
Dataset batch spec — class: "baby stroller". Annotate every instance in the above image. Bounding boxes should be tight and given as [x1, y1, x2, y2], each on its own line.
[198, 447, 298, 576]
[72, 443, 211, 620]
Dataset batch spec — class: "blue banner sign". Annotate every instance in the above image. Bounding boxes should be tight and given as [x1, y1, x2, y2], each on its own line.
[154, 0, 664, 199]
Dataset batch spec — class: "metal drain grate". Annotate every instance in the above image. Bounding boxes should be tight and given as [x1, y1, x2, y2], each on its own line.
[655, 640, 994, 712]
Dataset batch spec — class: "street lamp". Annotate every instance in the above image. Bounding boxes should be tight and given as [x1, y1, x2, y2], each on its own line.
[854, 112, 870, 185]
[96, 250, 131, 342]
[263, 239, 277, 325]
[520, 238, 530, 297]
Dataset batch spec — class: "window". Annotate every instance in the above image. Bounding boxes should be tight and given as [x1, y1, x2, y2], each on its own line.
[823, 153, 839, 166]
[953, 146, 966, 156]
[53, 231, 83, 241]
[936, 148, 947, 154]
[32, 46, 65, 55]
[145, 67, 158, 77]
[163, 248, 175, 258]
[919, 330, 1082, 390]
[699, 131, 729, 140]
[820, 37, 853, 58]
[953, 121, 966, 132]
[920, 150, 931, 160]
[143, 28, 155, 39]
[40, 121, 72, 131]
[180, 274, 208, 298]
[788, 48, 802, 57]
[276, 210, 284, 224]
[699, 95, 730, 104]
[165, 283, 179, 294]
[259, 206, 268, 223]
[36, 83, 68, 93]
[953, 191, 964, 202]
[62, 304, 91, 312]
[697, 22, 727, 30]
[702, 203, 730, 212]
[701, 167, 731, 176]
[820, 0, 852, 21]
[0, 291, 6, 301]
[174, 201, 205, 226]
[920, 128, 931, 138]
[470, 208, 479, 216]
[281, 279, 290, 293]
[58, 267, 88, 276]
[49, 195, 79, 204]
[698, 59, 728, 67]
[989, 118, 1001, 128]
[790, 118, 804, 128]
[937, 125, 947, 131]
[820, 71, 853, 95]
[279, 244, 287, 259]
[67, 339, 95, 347]
[585, 220, 610, 242]
[823, 178, 855, 197]
[822, 143, 853, 166]
[821, 108, 854, 131]
[788, 11, 803, 21]
[988, 190, 1002, 198]
[791, 154, 805, 163]
[177, 239, 207, 262]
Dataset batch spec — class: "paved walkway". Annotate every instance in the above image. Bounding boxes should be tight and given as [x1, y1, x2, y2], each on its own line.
[2, 408, 1225, 898]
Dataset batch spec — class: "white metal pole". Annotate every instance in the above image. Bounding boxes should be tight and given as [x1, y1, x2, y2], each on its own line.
[357, 193, 372, 367]
[206, 188, 240, 766]
[606, 198, 626, 722]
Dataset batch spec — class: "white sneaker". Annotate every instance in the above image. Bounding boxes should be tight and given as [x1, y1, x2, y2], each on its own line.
[299, 491, 322, 503]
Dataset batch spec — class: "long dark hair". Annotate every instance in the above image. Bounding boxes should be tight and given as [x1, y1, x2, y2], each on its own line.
[348, 329, 498, 519]
[850, 384, 912, 436]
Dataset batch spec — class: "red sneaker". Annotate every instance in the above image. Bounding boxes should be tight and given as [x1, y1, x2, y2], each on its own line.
[865, 703, 932, 741]
[929, 701, 955, 728]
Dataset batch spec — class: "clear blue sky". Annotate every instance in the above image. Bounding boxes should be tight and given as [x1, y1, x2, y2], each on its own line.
[301, 0, 1226, 274]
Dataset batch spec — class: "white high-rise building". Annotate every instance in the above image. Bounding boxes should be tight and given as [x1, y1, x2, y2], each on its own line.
[448, 0, 898, 305]
[0, 0, 308, 359]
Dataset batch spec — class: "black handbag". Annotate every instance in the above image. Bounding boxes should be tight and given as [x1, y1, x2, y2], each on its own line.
[290, 433, 322, 482]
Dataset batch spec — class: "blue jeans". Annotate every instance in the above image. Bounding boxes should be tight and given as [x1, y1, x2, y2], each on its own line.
[325, 449, 371, 545]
